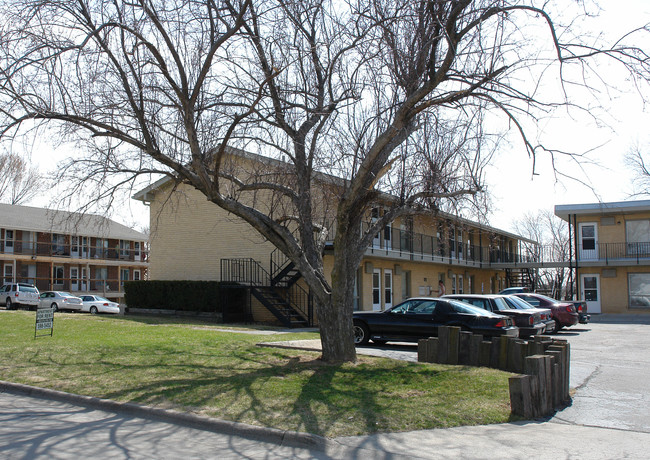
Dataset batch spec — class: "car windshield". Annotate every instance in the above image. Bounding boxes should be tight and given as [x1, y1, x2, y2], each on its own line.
[21, 286, 37, 293]
[59, 292, 73, 297]
[96, 296, 109, 302]
[505, 296, 534, 309]
[448, 300, 496, 316]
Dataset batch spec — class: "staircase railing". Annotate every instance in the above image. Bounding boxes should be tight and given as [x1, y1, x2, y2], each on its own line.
[270, 247, 290, 281]
[220, 258, 268, 286]
[220, 257, 313, 326]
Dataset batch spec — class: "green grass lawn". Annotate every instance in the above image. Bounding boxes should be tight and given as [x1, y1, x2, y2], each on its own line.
[0, 310, 515, 437]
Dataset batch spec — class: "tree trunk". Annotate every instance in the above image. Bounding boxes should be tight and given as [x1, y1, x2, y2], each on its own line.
[316, 239, 359, 364]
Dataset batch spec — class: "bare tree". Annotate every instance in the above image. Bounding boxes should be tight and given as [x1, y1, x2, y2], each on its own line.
[626, 144, 650, 196]
[0, 152, 43, 205]
[514, 209, 571, 299]
[0, 0, 648, 363]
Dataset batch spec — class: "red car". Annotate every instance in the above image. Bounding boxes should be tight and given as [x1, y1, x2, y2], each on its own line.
[513, 293, 579, 331]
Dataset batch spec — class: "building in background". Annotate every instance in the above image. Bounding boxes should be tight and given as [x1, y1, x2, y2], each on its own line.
[134, 150, 537, 326]
[0, 203, 148, 302]
[555, 199, 650, 314]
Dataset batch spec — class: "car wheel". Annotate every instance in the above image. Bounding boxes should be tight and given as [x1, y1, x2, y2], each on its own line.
[353, 321, 370, 345]
[5, 297, 12, 310]
[51, 303, 58, 312]
[554, 319, 563, 333]
[90, 306, 98, 315]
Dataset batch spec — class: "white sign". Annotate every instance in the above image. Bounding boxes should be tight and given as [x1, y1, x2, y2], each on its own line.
[35, 307, 54, 337]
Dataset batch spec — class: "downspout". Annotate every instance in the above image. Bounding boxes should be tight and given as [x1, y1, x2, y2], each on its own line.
[573, 214, 579, 300]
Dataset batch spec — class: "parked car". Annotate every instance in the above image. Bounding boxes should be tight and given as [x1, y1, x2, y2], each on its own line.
[502, 295, 556, 334]
[498, 287, 530, 295]
[0, 283, 40, 310]
[39, 291, 83, 312]
[444, 294, 546, 338]
[571, 300, 591, 324]
[512, 293, 579, 330]
[352, 297, 519, 345]
[80, 295, 120, 314]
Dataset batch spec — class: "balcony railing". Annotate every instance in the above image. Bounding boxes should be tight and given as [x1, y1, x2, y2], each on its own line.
[578, 242, 650, 264]
[0, 241, 148, 262]
[327, 222, 544, 267]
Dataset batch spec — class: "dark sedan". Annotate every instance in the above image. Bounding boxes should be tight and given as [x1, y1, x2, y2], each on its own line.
[502, 295, 556, 334]
[513, 293, 579, 330]
[353, 297, 519, 346]
[444, 294, 546, 338]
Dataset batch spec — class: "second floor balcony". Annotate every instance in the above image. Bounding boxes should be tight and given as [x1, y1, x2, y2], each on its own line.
[0, 240, 148, 263]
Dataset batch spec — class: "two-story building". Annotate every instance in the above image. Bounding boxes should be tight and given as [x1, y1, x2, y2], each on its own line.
[134, 149, 537, 326]
[555, 199, 650, 314]
[0, 203, 148, 302]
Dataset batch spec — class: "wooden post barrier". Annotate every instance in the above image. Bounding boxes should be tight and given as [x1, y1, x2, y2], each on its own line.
[458, 331, 472, 365]
[446, 326, 460, 365]
[469, 334, 482, 366]
[416, 328, 571, 418]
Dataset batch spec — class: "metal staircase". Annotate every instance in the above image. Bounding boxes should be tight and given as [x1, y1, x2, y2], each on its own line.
[505, 267, 537, 291]
[220, 255, 312, 328]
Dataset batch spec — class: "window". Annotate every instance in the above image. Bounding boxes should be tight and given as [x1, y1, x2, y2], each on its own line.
[3, 263, 13, 284]
[352, 268, 361, 311]
[451, 274, 457, 294]
[133, 270, 141, 282]
[52, 234, 65, 254]
[96, 267, 108, 289]
[53, 266, 64, 285]
[22, 231, 34, 253]
[120, 268, 129, 287]
[458, 275, 464, 294]
[119, 240, 130, 258]
[581, 226, 595, 250]
[19, 264, 36, 284]
[629, 273, 650, 308]
[626, 220, 650, 256]
[134, 241, 141, 259]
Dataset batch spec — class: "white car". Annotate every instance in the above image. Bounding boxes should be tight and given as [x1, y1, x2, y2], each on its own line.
[80, 295, 120, 314]
[39, 291, 83, 312]
[0, 283, 40, 310]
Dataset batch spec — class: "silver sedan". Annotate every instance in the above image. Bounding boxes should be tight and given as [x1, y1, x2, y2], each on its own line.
[39, 291, 83, 312]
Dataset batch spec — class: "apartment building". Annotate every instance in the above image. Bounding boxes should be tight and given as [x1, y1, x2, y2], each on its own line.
[0, 203, 148, 302]
[134, 150, 536, 326]
[555, 199, 650, 314]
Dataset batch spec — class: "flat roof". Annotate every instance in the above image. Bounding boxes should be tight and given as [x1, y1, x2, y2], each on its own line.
[554, 199, 650, 221]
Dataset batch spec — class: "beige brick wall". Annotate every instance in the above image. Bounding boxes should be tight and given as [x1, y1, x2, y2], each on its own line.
[149, 183, 275, 280]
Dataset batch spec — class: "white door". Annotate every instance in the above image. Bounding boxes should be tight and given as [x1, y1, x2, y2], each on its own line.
[4, 230, 14, 254]
[3, 264, 13, 284]
[81, 237, 90, 259]
[71, 236, 79, 258]
[372, 269, 381, 311]
[70, 267, 79, 291]
[383, 269, 393, 309]
[581, 273, 601, 314]
[578, 223, 598, 260]
[81, 267, 88, 291]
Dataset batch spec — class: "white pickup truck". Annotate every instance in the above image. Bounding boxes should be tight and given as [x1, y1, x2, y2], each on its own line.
[0, 283, 40, 310]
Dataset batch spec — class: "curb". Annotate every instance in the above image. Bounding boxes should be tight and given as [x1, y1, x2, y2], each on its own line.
[0, 380, 331, 452]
